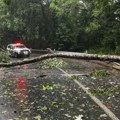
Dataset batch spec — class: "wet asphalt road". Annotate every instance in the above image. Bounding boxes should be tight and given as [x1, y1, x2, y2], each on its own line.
[0, 54, 120, 120]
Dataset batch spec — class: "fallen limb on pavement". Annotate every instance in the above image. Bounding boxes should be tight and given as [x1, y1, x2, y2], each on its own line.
[0, 53, 120, 67]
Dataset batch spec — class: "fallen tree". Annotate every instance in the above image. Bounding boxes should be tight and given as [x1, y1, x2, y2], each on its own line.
[0, 52, 120, 67]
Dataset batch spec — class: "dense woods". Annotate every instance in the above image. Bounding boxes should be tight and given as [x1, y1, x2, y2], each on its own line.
[0, 0, 120, 54]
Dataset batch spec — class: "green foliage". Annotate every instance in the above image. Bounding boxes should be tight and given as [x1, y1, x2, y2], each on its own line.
[91, 86, 117, 96]
[51, 101, 65, 105]
[0, 51, 10, 63]
[3, 0, 14, 5]
[37, 106, 47, 112]
[51, 101, 58, 105]
[50, 0, 79, 16]
[0, 0, 55, 48]
[85, 21, 101, 32]
[68, 75, 80, 80]
[115, 46, 120, 55]
[34, 115, 41, 120]
[90, 69, 108, 78]
[39, 58, 68, 69]
[88, 48, 115, 55]
[55, 22, 78, 50]
[40, 84, 56, 90]
[0, 0, 120, 53]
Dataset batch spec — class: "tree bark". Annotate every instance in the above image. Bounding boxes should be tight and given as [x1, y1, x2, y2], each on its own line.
[0, 53, 120, 67]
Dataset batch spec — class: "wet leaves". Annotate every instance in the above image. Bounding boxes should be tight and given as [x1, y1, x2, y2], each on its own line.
[51, 101, 65, 108]
[37, 106, 47, 112]
[74, 115, 84, 120]
[23, 109, 30, 112]
[99, 114, 107, 118]
[2, 110, 7, 114]
[40, 84, 56, 90]
[24, 117, 29, 120]
[39, 58, 68, 69]
[34, 115, 41, 120]
[91, 86, 117, 96]
[12, 118, 19, 120]
[68, 75, 81, 80]
[90, 69, 108, 78]
[60, 101, 65, 105]
[9, 91, 16, 97]
[65, 114, 71, 118]
[59, 91, 66, 95]
[51, 101, 58, 105]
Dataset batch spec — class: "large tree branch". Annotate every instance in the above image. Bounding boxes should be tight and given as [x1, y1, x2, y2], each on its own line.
[0, 53, 120, 67]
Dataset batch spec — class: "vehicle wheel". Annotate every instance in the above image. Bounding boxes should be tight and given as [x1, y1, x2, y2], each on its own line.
[14, 53, 18, 58]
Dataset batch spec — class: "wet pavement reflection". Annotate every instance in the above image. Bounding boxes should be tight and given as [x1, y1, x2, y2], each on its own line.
[16, 77, 28, 107]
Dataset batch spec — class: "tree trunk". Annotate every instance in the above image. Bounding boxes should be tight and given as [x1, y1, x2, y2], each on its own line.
[0, 53, 120, 67]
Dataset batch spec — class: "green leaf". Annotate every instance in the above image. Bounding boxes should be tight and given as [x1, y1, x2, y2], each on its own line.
[34, 115, 41, 120]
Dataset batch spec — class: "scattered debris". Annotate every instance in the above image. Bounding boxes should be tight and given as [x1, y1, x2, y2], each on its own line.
[74, 115, 84, 120]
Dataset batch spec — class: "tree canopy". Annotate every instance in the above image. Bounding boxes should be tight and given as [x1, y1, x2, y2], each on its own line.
[0, 0, 120, 54]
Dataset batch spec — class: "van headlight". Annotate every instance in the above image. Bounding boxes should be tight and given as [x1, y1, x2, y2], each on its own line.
[23, 51, 29, 55]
